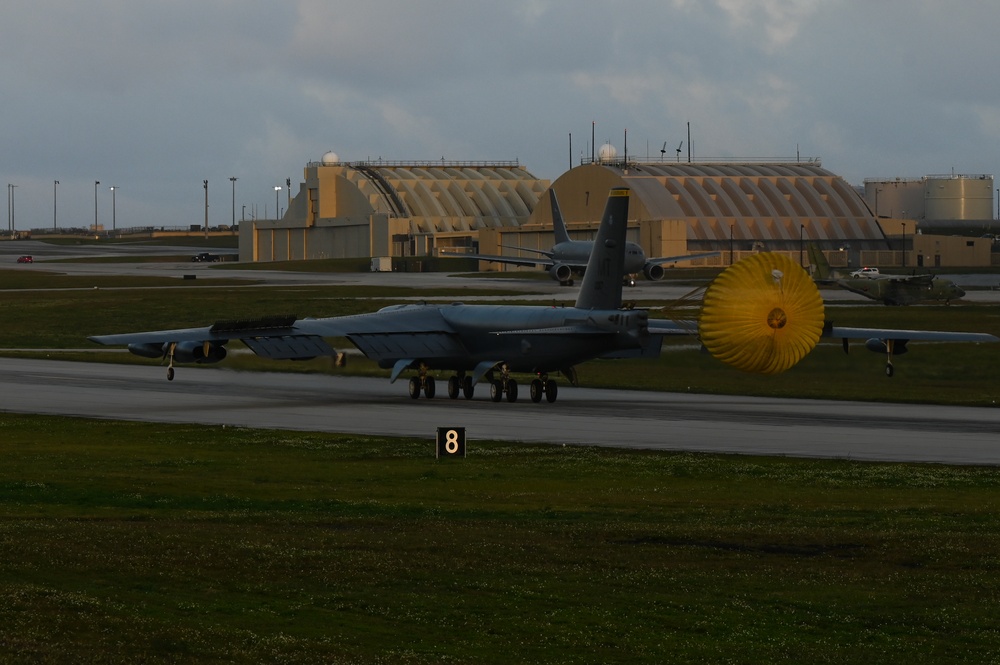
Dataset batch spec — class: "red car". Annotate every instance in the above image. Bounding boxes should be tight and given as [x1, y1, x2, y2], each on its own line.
[16, 255, 33, 263]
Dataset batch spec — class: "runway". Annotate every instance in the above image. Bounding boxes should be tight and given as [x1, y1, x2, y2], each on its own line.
[3, 357, 999, 465]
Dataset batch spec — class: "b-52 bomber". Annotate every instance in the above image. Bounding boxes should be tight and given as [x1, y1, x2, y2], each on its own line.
[89, 188, 998, 399]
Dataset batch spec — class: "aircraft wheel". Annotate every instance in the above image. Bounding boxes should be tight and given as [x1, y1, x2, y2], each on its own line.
[408, 376, 421, 399]
[490, 380, 503, 402]
[424, 376, 436, 398]
[462, 376, 475, 400]
[447, 376, 460, 399]
[545, 379, 558, 403]
[530, 379, 543, 403]
[167, 367, 175, 382]
[885, 364, 894, 378]
[506, 379, 518, 403]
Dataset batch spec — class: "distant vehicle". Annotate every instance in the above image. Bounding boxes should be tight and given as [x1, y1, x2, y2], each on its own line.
[191, 252, 220, 263]
[850, 266, 880, 278]
[16, 255, 33, 263]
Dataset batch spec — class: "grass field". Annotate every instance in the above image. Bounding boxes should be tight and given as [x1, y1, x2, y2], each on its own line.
[2, 265, 1000, 662]
[2, 415, 999, 663]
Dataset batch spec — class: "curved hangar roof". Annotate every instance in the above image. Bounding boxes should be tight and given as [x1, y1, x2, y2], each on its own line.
[556, 162, 885, 248]
[337, 161, 548, 232]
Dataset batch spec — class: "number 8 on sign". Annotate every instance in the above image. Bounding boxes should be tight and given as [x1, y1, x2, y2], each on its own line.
[436, 427, 466, 459]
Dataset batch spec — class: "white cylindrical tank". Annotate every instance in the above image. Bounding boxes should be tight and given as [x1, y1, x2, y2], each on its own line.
[924, 175, 994, 220]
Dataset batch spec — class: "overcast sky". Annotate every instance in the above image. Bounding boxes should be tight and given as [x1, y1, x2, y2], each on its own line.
[3, 0, 999, 231]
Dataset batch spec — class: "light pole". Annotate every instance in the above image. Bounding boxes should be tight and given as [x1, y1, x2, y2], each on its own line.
[729, 223, 734, 265]
[799, 224, 805, 267]
[8, 184, 16, 234]
[109, 186, 118, 231]
[286, 178, 291, 207]
[203, 180, 209, 239]
[874, 187, 881, 218]
[229, 177, 237, 227]
[274, 186, 281, 220]
[94, 181, 100, 231]
[53, 180, 59, 231]
[901, 222, 906, 268]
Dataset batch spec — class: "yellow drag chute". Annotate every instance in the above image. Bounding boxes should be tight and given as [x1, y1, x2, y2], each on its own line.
[699, 253, 824, 374]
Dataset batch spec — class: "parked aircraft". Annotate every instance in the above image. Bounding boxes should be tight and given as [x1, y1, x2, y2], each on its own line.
[449, 189, 716, 286]
[89, 188, 997, 397]
[807, 244, 965, 305]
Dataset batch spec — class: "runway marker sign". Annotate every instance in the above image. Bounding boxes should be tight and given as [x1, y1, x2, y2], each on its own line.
[436, 427, 466, 459]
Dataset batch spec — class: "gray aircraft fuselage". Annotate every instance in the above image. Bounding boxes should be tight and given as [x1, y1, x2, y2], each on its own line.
[349, 302, 654, 375]
[549, 240, 647, 276]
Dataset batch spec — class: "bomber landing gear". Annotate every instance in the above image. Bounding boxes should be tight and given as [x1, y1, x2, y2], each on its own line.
[488, 366, 519, 403]
[408, 366, 436, 398]
[885, 339, 895, 378]
[446, 373, 475, 400]
[165, 342, 176, 381]
[529, 374, 558, 403]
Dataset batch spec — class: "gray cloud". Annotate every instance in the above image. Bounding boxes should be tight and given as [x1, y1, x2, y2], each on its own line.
[2, 0, 998, 230]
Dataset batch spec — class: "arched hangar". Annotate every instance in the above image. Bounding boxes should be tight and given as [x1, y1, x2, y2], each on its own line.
[475, 160, 887, 269]
[240, 152, 549, 262]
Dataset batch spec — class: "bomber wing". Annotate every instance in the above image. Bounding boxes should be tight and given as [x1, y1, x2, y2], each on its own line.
[824, 325, 997, 344]
[823, 324, 998, 377]
[89, 306, 467, 373]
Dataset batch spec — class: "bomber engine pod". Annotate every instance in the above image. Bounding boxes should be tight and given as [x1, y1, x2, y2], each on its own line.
[127, 342, 167, 359]
[173, 340, 228, 364]
[865, 338, 909, 356]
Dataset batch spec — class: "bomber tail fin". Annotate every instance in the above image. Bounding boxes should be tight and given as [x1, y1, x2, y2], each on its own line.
[574, 188, 630, 310]
[549, 188, 572, 245]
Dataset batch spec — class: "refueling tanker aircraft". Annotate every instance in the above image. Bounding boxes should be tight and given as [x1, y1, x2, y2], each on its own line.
[807, 243, 965, 306]
[446, 188, 717, 286]
[89, 187, 998, 401]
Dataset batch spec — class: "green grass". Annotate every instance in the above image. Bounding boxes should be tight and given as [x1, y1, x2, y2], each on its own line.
[1, 414, 999, 663]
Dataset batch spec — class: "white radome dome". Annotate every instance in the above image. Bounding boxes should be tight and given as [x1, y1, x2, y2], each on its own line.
[598, 143, 617, 161]
[321, 151, 340, 165]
